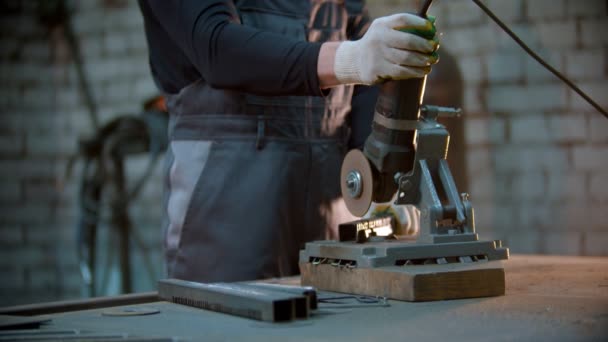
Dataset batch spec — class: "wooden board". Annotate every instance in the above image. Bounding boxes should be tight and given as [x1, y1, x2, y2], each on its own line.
[299, 260, 505, 301]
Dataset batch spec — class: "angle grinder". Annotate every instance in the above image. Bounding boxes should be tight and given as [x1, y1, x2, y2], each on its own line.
[341, 0, 436, 217]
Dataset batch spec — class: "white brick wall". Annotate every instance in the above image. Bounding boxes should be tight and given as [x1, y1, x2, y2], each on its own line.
[527, 0, 566, 20]
[0, 1, 162, 306]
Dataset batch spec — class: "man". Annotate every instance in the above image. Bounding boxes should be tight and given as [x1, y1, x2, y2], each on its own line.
[138, 0, 438, 282]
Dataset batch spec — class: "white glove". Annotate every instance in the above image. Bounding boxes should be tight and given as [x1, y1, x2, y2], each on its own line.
[334, 13, 439, 85]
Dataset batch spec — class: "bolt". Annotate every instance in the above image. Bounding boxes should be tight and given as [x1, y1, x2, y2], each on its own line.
[460, 192, 470, 202]
[345, 171, 362, 198]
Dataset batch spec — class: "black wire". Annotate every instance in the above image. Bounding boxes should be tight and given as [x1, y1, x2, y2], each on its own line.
[471, 0, 608, 119]
[419, 0, 434, 17]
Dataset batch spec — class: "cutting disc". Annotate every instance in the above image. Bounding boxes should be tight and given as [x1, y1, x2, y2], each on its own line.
[341, 149, 374, 217]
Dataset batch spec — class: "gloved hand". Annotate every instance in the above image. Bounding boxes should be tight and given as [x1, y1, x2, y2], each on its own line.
[334, 13, 439, 85]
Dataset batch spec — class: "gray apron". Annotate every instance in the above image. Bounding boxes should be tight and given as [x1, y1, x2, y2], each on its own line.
[164, 0, 363, 282]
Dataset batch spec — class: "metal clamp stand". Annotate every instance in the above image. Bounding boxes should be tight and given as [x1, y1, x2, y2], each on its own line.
[299, 106, 508, 302]
[395, 106, 477, 244]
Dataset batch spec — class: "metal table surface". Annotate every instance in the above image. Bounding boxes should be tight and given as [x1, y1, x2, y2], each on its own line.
[7, 255, 608, 341]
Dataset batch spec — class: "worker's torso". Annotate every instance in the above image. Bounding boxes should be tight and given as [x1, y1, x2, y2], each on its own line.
[167, 0, 363, 142]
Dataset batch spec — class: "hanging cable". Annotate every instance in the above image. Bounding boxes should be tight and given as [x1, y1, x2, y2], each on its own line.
[471, 0, 608, 119]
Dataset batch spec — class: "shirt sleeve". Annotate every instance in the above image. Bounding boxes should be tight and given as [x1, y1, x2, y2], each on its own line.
[142, 0, 324, 96]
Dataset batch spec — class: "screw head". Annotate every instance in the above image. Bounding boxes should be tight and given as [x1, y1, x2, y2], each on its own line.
[345, 171, 362, 198]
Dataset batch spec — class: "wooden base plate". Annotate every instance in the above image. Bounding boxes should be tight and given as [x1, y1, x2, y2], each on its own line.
[300, 260, 505, 302]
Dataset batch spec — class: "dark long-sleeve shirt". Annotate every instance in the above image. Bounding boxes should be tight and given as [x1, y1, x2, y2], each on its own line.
[138, 0, 324, 96]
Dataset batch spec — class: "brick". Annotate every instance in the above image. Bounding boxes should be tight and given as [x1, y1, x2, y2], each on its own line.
[0, 181, 22, 203]
[0, 245, 48, 268]
[85, 58, 137, 84]
[520, 203, 553, 231]
[510, 116, 550, 143]
[22, 86, 55, 110]
[546, 171, 587, 202]
[444, 0, 483, 26]
[72, 11, 106, 35]
[566, 0, 607, 17]
[55, 86, 82, 109]
[77, 33, 105, 60]
[0, 113, 23, 133]
[0, 86, 22, 110]
[549, 203, 594, 231]
[105, 7, 145, 32]
[584, 231, 608, 256]
[26, 131, 77, 157]
[22, 39, 51, 62]
[511, 171, 546, 200]
[102, 81, 135, 106]
[494, 145, 569, 171]
[0, 15, 44, 37]
[0, 37, 20, 60]
[495, 23, 542, 52]
[465, 117, 505, 145]
[0, 63, 14, 84]
[581, 19, 608, 47]
[127, 30, 149, 53]
[547, 114, 587, 143]
[525, 50, 564, 83]
[457, 56, 484, 84]
[589, 172, 608, 201]
[132, 77, 158, 100]
[0, 267, 25, 290]
[534, 20, 578, 49]
[468, 172, 510, 201]
[487, 52, 525, 83]
[104, 32, 130, 56]
[474, 201, 520, 235]
[463, 87, 484, 113]
[0, 134, 24, 157]
[540, 231, 583, 255]
[0, 159, 60, 181]
[565, 50, 605, 80]
[21, 112, 67, 135]
[442, 26, 497, 56]
[569, 81, 608, 112]
[21, 63, 56, 86]
[527, 0, 566, 20]
[487, 84, 568, 113]
[28, 267, 60, 292]
[589, 115, 608, 143]
[504, 229, 541, 254]
[0, 203, 55, 225]
[468, 202, 495, 233]
[466, 147, 492, 176]
[572, 145, 608, 171]
[0, 225, 23, 246]
[24, 181, 65, 203]
[486, 0, 524, 22]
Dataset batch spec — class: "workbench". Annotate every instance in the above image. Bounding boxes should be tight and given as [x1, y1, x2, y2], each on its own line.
[2, 255, 607, 341]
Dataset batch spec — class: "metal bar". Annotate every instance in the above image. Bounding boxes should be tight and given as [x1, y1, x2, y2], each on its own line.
[243, 282, 318, 311]
[0, 292, 159, 316]
[438, 159, 466, 223]
[158, 279, 302, 322]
